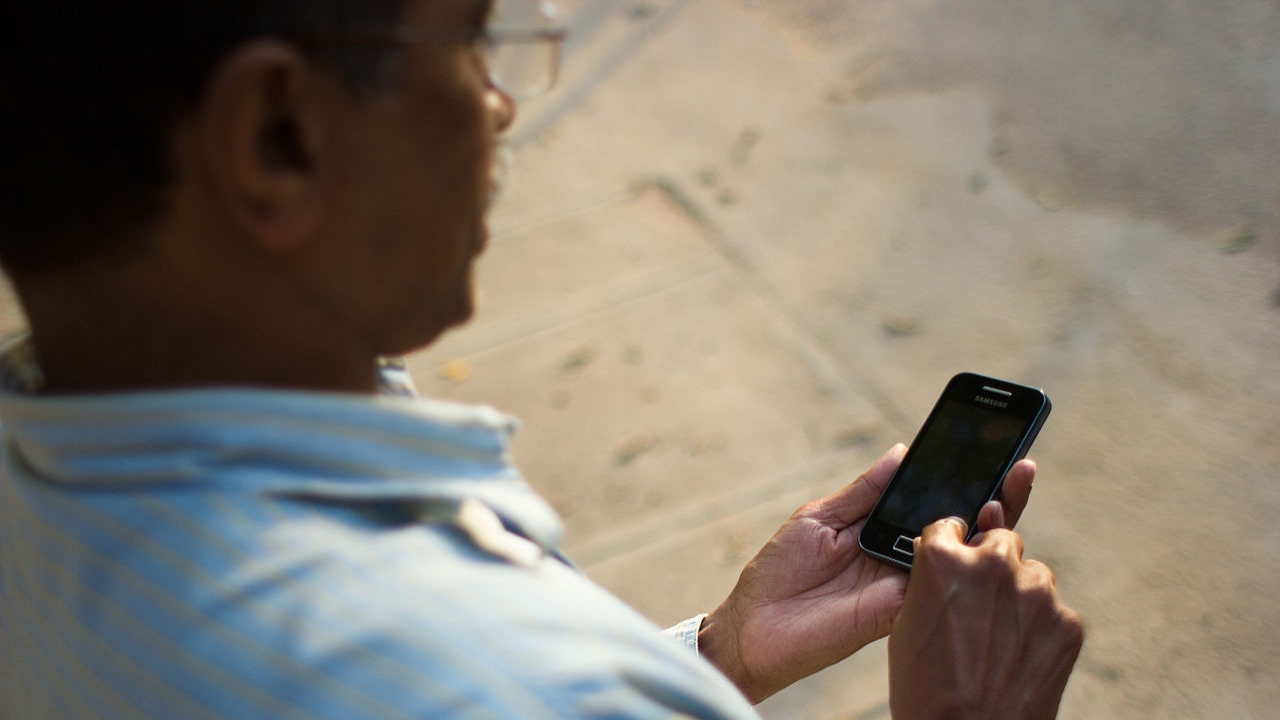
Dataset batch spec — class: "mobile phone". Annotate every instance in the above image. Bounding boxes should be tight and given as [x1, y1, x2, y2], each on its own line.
[858, 372, 1051, 570]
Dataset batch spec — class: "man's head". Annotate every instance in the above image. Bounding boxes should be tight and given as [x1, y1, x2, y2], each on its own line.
[1, 1, 537, 389]
[0, 0, 414, 274]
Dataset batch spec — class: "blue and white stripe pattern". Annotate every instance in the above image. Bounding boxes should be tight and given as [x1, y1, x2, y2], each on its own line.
[0, 338, 758, 719]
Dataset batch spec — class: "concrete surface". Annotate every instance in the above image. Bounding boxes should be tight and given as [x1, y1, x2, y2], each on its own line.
[415, 1, 1280, 719]
[1, 1, 1276, 719]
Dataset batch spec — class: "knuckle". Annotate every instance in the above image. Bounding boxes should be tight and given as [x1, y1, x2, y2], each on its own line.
[973, 541, 1019, 573]
[1015, 568, 1059, 608]
[1058, 606, 1086, 647]
[913, 537, 968, 579]
[1024, 582, 1058, 610]
[984, 527, 1024, 554]
[790, 499, 823, 519]
[972, 549, 1009, 576]
[917, 531, 964, 559]
[1022, 559, 1057, 586]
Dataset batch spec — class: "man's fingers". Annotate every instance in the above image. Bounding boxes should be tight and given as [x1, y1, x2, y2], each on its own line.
[999, 459, 1035, 528]
[920, 521, 1025, 564]
[918, 516, 968, 549]
[1021, 558, 1058, 588]
[977, 527, 1026, 562]
[974, 500, 1006, 536]
[864, 444, 906, 494]
[810, 444, 906, 526]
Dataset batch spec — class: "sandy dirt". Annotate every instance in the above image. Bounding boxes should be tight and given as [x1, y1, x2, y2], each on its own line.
[415, 2, 1280, 718]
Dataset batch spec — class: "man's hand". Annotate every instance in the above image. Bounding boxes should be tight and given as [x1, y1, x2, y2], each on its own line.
[889, 519, 1083, 720]
[698, 444, 1036, 703]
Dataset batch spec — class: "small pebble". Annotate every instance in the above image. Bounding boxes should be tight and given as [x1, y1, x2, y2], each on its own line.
[626, 3, 657, 20]
[614, 434, 659, 465]
[882, 314, 922, 337]
[1216, 224, 1257, 254]
[436, 358, 472, 383]
[562, 346, 596, 371]
[832, 427, 879, 449]
[730, 127, 761, 166]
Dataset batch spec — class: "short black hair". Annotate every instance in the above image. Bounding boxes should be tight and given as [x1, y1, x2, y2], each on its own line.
[0, 0, 409, 278]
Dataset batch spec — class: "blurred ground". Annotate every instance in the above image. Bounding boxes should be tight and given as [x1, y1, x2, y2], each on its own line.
[1, 1, 1276, 719]
[412, 1, 1280, 718]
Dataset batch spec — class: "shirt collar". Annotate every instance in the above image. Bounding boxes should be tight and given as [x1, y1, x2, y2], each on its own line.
[0, 333, 563, 553]
[0, 333, 44, 393]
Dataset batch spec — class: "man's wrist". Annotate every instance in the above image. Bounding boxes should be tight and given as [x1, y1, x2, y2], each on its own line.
[697, 606, 766, 704]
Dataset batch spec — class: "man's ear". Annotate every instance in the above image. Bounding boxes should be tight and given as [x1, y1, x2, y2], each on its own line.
[195, 41, 331, 254]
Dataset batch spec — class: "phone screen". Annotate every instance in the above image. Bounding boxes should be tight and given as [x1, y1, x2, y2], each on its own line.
[873, 399, 1031, 533]
[860, 373, 1050, 570]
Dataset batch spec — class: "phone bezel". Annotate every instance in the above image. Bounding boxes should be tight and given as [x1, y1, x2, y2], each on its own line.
[857, 372, 1051, 571]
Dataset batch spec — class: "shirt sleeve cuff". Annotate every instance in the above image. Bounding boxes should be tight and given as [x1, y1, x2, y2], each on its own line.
[663, 613, 708, 654]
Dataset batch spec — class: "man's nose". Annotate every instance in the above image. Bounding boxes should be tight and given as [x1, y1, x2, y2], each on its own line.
[487, 87, 516, 133]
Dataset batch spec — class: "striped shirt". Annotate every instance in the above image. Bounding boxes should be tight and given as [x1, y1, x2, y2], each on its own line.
[0, 337, 758, 719]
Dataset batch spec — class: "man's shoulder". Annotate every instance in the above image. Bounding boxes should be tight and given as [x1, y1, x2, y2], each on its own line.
[4, 486, 749, 719]
[174, 497, 750, 718]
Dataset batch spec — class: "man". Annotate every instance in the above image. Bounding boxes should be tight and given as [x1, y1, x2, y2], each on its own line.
[0, 1, 1083, 718]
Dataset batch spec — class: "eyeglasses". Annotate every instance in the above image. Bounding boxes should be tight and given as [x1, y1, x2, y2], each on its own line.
[481, 0, 567, 101]
[331, 0, 567, 101]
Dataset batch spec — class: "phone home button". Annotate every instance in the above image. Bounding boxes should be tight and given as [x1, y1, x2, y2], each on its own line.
[893, 535, 915, 556]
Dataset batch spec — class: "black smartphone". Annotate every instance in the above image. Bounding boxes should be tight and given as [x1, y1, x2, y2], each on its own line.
[858, 372, 1051, 570]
